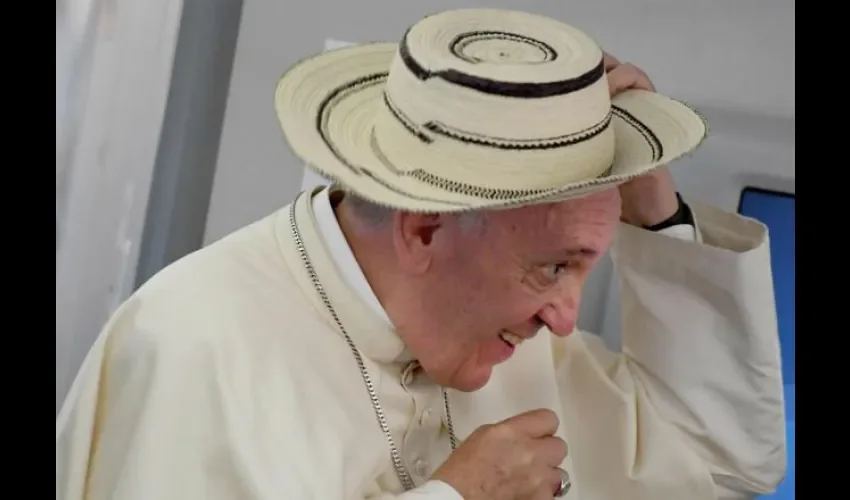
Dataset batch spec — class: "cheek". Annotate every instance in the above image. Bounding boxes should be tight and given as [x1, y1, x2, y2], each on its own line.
[474, 277, 543, 331]
[436, 244, 537, 333]
[424, 265, 496, 335]
[461, 277, 513, 322]
[448, 273, 528, 335]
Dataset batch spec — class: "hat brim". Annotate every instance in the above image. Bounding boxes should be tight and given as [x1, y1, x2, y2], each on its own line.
[275, 43, 707, 213]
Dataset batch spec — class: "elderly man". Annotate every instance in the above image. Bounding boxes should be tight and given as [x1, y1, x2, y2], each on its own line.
[56, 8, 786, 500]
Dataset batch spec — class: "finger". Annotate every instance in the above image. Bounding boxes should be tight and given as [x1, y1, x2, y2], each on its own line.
[533, 435, 569, 467]
[606, 63, 656, 98]
[603, 52, 620, 72]
[501, 408, 560, 438]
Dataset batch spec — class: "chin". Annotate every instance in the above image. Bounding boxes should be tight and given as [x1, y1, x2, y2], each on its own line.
[439, 366, 494, 393]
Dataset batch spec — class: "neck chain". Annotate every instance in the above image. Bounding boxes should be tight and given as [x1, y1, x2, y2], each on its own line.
[288, 201, 458, 491]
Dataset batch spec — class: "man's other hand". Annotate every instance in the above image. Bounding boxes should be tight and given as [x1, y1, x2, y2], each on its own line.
[431, 408, 568, 500]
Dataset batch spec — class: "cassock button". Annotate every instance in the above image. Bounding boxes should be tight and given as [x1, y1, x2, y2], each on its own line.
[419, 408, 433, 426]
[412, 458, 429, 478]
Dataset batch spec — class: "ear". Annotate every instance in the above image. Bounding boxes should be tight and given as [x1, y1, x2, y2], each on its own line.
[392, 211, 442, 272]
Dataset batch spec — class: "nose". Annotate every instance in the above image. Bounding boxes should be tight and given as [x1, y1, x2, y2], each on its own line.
[537, 285, 580, 337]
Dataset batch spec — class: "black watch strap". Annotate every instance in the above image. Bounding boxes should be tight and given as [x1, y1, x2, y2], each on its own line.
[643, 192, 695, 231]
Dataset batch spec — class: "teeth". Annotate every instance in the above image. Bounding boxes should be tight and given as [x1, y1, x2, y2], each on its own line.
[499, 331, 524, 346]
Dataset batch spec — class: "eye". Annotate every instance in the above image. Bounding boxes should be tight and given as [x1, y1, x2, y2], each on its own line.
[529, 261, 578, 289]
[524, 261, 582, 290]
[541, 263, 569, 281]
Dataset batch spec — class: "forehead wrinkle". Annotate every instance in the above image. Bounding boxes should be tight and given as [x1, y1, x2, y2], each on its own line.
[548, 195, 620, 246]
[487, 192, 618, 244]
[543, 199, 589, 235]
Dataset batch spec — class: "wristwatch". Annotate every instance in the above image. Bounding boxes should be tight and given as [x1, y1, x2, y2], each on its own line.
[643, 192, 695, 231]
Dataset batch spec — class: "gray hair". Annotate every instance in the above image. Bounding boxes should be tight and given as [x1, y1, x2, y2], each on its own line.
[344, 192, 487, 233]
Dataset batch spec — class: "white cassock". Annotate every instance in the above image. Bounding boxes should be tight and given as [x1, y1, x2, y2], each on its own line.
[56, 186, 786, 500]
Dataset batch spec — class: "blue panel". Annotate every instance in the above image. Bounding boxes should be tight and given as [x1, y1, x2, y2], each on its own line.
[738, 187, 794, 500]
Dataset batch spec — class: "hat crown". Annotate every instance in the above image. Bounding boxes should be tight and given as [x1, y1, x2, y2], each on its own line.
[385, 9, 612, 140]
[372, 9, 616, 191]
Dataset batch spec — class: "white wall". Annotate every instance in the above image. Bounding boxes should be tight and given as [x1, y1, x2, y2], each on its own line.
[55, 0, 185, 413]
[204, 0, 794, 337]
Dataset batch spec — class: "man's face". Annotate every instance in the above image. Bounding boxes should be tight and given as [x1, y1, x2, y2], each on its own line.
[395, 189, 622, 391]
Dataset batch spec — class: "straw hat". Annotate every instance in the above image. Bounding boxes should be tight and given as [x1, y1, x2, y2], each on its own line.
[275, 8, 707, 212]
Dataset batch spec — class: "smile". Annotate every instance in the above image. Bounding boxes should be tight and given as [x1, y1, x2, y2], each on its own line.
[499, 331, 525, 347]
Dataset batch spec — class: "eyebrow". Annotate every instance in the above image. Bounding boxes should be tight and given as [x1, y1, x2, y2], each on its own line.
[562, 247, 598, 258]
[526, 247, 599, 267]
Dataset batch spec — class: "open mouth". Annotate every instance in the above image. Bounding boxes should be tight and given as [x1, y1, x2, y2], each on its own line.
[499, 330, 525, 348]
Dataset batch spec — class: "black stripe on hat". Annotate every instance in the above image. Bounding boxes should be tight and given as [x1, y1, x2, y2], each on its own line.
[398, 28, 605, 99]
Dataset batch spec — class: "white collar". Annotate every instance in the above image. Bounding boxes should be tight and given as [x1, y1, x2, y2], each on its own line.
[312, 187, 391, 325]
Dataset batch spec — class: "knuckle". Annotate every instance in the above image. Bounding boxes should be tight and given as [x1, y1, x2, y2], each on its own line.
[603, 53, 620, 69]
[521, 448, 537, 466]
[471, 423, 495, 442]
[485, 422, 514, 440]
[622, 62, 639, 72]
[477, 422, 494, 433]
[624, 63, 650, 80]
[535, 407, 554, 418]
[606, 64, 625, 77]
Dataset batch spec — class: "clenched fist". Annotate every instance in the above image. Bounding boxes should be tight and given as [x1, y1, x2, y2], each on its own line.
[431, 409, 569, 500]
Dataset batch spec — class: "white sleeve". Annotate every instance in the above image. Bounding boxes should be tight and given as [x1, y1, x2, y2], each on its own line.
[610, 199, 786, 496]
